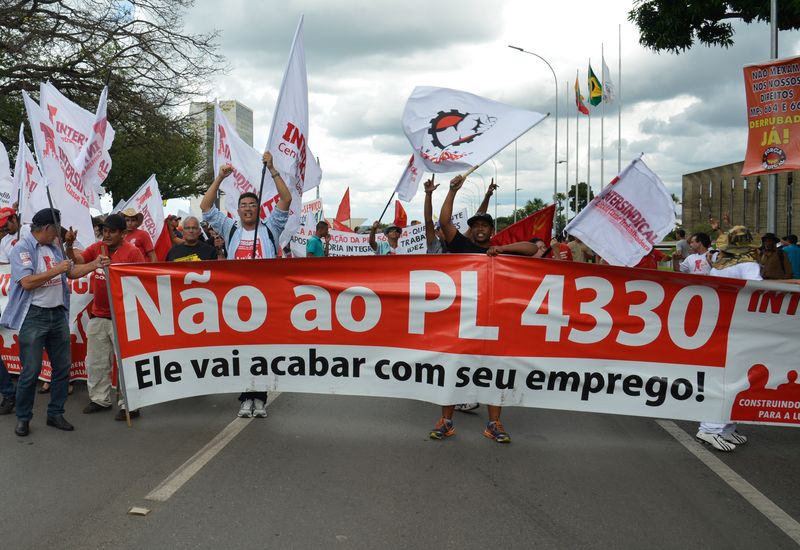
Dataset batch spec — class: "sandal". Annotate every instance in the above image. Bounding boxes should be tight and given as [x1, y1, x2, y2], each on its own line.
[38, 383, 50, 394]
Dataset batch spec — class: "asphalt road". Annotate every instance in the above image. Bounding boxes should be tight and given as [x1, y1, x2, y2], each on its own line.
[1, 384, 799, 549]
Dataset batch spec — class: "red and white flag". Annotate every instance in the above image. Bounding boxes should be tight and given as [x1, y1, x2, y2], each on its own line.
[117, 175, 165, 254]
[23, 90, 94, 245]
[74, 86, 110, 209]
[213, 101, 260, 202]
[266, 16, 322, 246]
[393, 152, 425, 202]
[0, 140, 12, 209]
[402, 86, 546, 173]
[13, 124, 48, 224]
[39, 82, 113, 199]
[565, 158, 676, 267]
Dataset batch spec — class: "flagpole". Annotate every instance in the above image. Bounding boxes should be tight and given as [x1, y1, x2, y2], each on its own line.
[565, 81, 570, 221]
[377, 191, 396, 223]
[575, 70, 580, 213]
[618, 23, 622, 173]
[587, 58, 592, 212]
[252, 164, 267, 259]
[601, 44, 605, 190]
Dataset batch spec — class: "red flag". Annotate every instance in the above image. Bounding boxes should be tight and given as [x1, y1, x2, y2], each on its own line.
[490, 204, 555, 246]
[329, 218, 354, 232]
[575, 75, 590, 116]
[335, 187, 350, 225]
[393, 200, 407, 228]
[154, 220, 173, 261]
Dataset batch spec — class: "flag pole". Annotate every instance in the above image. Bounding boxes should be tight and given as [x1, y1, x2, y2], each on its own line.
[587, 59, 592, 213]
[601, 44, 605, 190]
[565, 80, 570, 221]
[103, 265, 133, 427]
[618, 23, 622, 174]
[575, 70, 580, 213]
[377, 191, 396, 224]
[252, 163, 267, 259]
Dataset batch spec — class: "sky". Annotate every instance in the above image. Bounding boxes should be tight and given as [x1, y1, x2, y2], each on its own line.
[178, 0, 800, 225]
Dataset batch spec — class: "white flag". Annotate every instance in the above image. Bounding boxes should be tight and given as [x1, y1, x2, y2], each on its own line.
[0, 140, 13, 209]
[74, 86, 110, 208]
[394, 152, 425, 202]
[602, 56, 615, 104]
[213, 101, 261, 202]
[266, 16, 322, 246]
[13, 125, 48, 224]
[402, 86, 546, 173]
[23, 90, 94, 245]
[117, 174, 165, 247]
[39, 82, 114, 196]
[564, 158, 675, 267]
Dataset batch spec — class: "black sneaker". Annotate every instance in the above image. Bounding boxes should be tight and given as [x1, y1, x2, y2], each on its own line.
[83, 401, 111, 414]
[0, 396, 15, 415]
[115, 409, 140, 421]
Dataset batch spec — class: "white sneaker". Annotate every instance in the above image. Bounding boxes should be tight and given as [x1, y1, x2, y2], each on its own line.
[721, 431, 748, 445]
[454, 403, 479, 412]
[238, 398, 254, 418]
[696, 431, 736, 452]
[252, 398, 267, 418]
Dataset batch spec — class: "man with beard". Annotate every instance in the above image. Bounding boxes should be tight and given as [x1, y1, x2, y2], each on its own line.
[428, 174, 511, 443]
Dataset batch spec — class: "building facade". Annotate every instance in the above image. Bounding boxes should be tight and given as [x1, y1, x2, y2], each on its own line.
[682, 161, 800, 237]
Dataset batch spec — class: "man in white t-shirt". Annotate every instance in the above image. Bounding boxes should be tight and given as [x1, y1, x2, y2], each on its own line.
[696, 225, 761, 452]
[678, 232, 712, 275]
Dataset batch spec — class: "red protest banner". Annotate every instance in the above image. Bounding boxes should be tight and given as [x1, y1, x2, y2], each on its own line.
[742, 55, 800, 176]
[107, 256, 800, 427]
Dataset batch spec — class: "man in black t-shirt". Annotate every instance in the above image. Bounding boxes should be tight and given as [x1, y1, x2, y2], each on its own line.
[166, 216, 218, 262]
[429, 174, 512, 444]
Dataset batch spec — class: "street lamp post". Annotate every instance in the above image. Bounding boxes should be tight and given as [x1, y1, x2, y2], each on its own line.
[509, 45, 558, 210]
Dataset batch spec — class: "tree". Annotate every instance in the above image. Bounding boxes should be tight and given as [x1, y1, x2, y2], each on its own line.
[628, 0, 800, 53]
[568, 182, 594, 213]
[554, 192, 567, 234]
[0, 0, 224, 200]
[495, 198, 548, 231]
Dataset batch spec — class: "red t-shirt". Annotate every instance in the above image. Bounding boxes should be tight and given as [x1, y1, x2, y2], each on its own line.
[81, 240, 145, 318]
[635, 248, 666, 270]
[125, 228, 154, 260]
[545, 243, 574, 261]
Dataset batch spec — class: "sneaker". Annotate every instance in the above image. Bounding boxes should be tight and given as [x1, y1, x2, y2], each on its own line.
[484, 420, 511, 443]
[114, 409, 141, 421]
[429, 418, 455, 440]
[696, 431, 736, 452]
[252, 398, 267, 418]
[454, 403, 479, 412]
[0, 396, 15, 415]
[83, 401, 111, 414]
[238, 398, 254, 418]
[721, 430, 748, 445]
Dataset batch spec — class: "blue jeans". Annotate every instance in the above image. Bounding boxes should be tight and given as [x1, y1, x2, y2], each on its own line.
[0, 356, 14, 399]
[15, 305, 71, 421]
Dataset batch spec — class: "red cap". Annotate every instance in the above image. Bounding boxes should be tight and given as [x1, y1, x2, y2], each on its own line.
[0, 207, 16, 228]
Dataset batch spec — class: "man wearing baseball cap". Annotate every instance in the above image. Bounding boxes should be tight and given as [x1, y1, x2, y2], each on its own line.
[428, 174, 512, 444]
[65, 213, 146, 421]
[369, 222, 402, 254]
[1, 208, 109, 436]
[0, 207, 21, 264]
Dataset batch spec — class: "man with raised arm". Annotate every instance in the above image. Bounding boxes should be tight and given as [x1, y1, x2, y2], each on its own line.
[428, 174, 512, 443]
[201, 151, 291, 418]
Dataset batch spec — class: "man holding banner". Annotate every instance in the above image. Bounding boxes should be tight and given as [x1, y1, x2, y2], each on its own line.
[201, 152, 291, 418]
[429, 174, 510, 443]
[2, 209, 108, 437]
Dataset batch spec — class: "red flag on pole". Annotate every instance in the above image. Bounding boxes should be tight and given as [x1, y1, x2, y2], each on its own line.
[393, 200, 407, 228]
[335, 187, 350, 225]
[490, 204, 555, 246]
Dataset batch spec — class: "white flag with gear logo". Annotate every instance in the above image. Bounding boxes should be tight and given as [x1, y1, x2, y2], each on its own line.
[402, 86, 546, 173]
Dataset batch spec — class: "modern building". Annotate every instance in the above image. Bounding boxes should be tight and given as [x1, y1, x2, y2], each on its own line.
[682, 161, 799, 237]
[189, 100, 254, 213]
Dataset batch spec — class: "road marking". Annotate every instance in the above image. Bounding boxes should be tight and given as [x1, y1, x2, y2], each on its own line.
[145, 392, 282, 502]
[657, 420, 800, 545]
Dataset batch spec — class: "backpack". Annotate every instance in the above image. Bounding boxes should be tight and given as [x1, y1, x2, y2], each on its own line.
[228, 222, 278, 258]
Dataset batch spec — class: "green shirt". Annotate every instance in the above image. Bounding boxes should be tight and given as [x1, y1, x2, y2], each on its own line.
[306, 234, 325, 257]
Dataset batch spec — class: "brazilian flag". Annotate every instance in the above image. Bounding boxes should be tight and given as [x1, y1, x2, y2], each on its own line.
[588, 64, 602, 107]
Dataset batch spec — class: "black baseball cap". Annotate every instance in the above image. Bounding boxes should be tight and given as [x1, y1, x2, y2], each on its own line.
[467, 212, 494, 227]
[99, 213, 126, 231]
[31, 208, 61, 226]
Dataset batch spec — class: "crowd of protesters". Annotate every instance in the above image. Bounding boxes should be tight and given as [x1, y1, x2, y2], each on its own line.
[0, 157, 796, 448]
